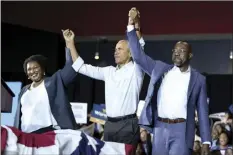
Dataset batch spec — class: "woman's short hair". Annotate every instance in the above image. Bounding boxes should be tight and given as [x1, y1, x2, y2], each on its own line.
[23, 55, 47, 74]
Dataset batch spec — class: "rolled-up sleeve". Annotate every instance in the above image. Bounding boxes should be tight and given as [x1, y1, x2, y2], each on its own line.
[75, 56, 108, 81]
[72, 57, 84, 72]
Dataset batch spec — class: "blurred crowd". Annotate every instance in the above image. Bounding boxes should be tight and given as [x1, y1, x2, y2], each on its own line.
[193, 105, 233, 155]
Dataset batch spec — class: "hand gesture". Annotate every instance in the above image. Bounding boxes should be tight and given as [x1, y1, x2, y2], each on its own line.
[128, 7, 140, 26]
[62, 29, 75, 43]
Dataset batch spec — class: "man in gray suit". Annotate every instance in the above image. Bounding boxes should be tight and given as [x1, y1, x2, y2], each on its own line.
[127, 7, 211, 155]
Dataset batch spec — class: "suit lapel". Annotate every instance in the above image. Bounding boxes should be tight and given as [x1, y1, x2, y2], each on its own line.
[154, 65, 173, 90]
[187, 68, 198, 99]
[164, 65, 174, 77]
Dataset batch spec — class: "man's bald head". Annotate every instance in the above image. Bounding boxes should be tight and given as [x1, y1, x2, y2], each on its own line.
[175, 41, 192, 54]
[118, 39, 129, 48]
[114, 40, 131, 66]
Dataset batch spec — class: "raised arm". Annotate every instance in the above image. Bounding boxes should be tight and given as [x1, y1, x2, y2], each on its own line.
[65, 46, 73, 66]
[63, 29, 107, 81]
[77, 61, 108, 81]
[127, 8, 166, 76]
[53, 29, 84, 87]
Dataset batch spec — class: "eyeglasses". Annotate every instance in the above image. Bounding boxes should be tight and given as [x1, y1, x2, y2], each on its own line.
[172, 49, 187, 54]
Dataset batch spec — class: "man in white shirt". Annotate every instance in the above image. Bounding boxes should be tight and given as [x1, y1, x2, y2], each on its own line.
[67, 27, 145, 148]
[127, 7, 211, 155]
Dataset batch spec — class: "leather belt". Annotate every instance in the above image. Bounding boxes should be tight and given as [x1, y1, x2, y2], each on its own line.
[158, 117, 186, 124]
[107, 113, 136, 122]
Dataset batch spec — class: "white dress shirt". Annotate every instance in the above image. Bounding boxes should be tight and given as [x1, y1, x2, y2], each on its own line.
[21, 58, 84, 133]
[73, 40, 145, 117]
[157, 66, 210, 145]
[157, 66, 191, 119]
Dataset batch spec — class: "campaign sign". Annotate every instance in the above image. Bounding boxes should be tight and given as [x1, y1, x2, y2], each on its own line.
[71, 102, 87, 124]
[90, 104, 107, 125]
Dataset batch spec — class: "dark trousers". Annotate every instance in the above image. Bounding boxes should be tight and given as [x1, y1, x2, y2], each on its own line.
[104, 116, 140, 146]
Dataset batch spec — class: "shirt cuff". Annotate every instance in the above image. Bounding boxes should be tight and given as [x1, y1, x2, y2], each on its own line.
[72, 57, 84, 72]
[202, 141, 211, 146]
[127, 25, 134, 32]
[139, 37, 145, 47]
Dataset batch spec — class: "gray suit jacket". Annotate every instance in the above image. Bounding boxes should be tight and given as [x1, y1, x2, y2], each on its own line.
[127, 30, 211, 149]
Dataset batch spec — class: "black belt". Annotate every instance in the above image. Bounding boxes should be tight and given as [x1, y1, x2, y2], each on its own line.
[107, 113, 137, 122]
[158, 117, 186, 124]
[31, 125, 55, 134]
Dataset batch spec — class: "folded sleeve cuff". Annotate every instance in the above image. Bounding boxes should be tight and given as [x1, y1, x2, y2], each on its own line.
[127, 25, 134, 32]
[139, 37, 145, 47]
[72, 57, 84, 72]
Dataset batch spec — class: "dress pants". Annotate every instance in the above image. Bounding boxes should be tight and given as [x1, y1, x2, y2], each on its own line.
[152, 121, 192, 155]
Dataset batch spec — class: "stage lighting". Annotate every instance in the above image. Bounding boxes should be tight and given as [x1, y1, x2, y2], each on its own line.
[95, 52, 99, 60]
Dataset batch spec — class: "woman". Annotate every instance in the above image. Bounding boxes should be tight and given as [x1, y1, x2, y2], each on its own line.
[211, 132, 232, 154]
[14, 29, 84, 133]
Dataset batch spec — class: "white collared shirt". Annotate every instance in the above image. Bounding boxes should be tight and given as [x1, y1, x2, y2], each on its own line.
[157, 66, 191, 119]
[73, 41, 145, 117]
